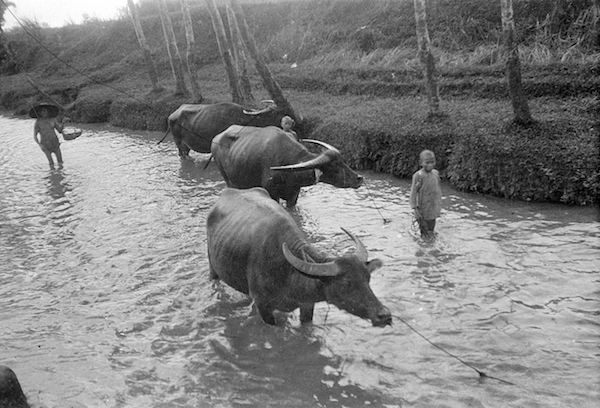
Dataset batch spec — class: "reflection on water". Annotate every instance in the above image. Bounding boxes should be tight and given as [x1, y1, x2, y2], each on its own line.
[0, 116, 598, 408]
[46, 169, 70, 200]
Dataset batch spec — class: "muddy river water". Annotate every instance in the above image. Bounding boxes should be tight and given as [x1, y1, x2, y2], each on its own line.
[0, 116, 598, 408]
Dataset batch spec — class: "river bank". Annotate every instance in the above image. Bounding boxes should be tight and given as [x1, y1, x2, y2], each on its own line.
[2, 60, 598, 206]
[1, 0, 598, 206]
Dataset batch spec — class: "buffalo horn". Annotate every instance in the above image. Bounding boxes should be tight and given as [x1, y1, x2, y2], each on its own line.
[341, 227, 368, 262]
[282, 243, 340, 277]
[300, 139, 340, 153]
[270, 152, 331, 172]
[243, 104, 277, 116]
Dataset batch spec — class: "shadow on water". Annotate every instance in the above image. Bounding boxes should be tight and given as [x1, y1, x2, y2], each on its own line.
[177, 156, 223, 184]
[178, 158, 209, 183]
[411, 234, 461, 291]
[176, 159, 226, 217]
[45, 168, 71, 201]
[192, 301, 388, 407]
[122, 274, 391, 408]
[42, 168, 79, 247]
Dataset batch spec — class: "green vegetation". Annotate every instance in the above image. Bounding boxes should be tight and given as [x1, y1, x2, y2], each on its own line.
[0, 0, 598, 205]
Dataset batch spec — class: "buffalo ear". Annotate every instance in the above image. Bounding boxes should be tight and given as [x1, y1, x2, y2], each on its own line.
[366, 258, 383, 274]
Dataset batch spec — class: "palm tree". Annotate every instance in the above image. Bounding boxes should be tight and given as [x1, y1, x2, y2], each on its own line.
[500, 0, 533, 125]
[229, 0, 300, 122]
[126, 0, 161, 92]
[413, 0, 441, 116]
[156, 0, 188, 96]
[0, 1, 15, 32]
[180, 0, 203, 102]
[225, 0, 254, 105]
[205, 0, 242, 103]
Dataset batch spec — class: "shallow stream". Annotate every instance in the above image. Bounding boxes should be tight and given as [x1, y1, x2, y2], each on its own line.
[1, 116, 598, 408]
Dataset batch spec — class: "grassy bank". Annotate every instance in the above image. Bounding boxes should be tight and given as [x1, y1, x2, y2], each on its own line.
[1, 0, 598, 205]
[2, 62, 597, 206]
[304, 93, 598, 206]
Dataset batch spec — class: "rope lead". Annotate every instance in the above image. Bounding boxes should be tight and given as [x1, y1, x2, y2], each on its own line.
[393, 314, 516, 386]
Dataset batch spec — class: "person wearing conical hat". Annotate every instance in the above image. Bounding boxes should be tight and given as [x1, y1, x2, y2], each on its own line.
[32, 103, 64, 167]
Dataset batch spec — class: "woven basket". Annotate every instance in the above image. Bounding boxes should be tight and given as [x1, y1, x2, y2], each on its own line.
[63, 127, 82, 141]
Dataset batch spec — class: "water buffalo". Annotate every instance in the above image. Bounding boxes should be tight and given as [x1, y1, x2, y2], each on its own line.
[211, 125, 363, 207]
[0, 365, 30, 408]
[162, 101, 299, 159]
[206, 187, 392, 327]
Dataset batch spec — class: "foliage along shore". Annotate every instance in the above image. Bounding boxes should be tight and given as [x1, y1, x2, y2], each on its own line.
[0, 0, 598, 205]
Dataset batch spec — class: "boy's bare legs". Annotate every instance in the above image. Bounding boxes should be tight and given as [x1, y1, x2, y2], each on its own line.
[41, 147, 54, 166]
[419, 218, 436, 239]
[55, 147, 63, 164]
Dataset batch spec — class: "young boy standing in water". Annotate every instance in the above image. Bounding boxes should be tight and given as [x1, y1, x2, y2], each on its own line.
[33, 104, 64, 167]
[410, 150, 442, 239]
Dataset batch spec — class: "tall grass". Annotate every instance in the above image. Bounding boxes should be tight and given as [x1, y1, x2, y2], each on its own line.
[1, 0, 597, 78]
[261, 0, 600, 70]
[294, 40, 599, 72]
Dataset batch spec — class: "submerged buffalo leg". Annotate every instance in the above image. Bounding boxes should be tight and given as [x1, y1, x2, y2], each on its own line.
[255, 301, 277, 325]
[299, 305, 314, 324]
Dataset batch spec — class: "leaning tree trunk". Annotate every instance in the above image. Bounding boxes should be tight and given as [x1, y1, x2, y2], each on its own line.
[205, 0, 242, 103]
[225, 0, 255, 105]
[413, 0, 441, 116]
[180, 0, 203, 102]
[500, 0, 533, 125]
[156, 0, 188, 96]
[127, 0, 161, 92]
[229, 0, 300, 122]
[594, 0, 600, 50]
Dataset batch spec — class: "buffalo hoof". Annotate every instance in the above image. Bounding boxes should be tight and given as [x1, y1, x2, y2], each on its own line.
[0, 365, 30, 408]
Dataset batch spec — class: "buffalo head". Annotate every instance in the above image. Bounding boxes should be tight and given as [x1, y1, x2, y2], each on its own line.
[243, 100, 303, 134]
[282, 228, 392, 327]
[271, 140, 363, 189]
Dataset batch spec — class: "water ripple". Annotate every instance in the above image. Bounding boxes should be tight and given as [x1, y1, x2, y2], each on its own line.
[0, 116, 598, 408]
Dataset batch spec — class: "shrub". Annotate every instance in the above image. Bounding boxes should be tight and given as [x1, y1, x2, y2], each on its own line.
[447, 121, 599, 205]
[109, 95, 183, 131]
[69, 96, 112, 123]
[312, 120, 370, 169]
[309, 100, 455, 177]
[298, 93, 598, 206]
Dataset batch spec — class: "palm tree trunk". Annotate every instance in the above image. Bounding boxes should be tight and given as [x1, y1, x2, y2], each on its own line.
[156, 0, 188, 96]
[180, 0, 203, 102]
[229, 0, 300, 122]
[205, 0, 242, 103]
[127, 0, 161, 92]
[413, 0, 441, 116]
[225, 0, 254, 105]
[500, 0, 533, 125]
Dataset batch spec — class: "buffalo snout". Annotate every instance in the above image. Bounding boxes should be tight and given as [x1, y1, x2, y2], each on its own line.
[372, 306, 392, 327]
[346, 173, 363, 188]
